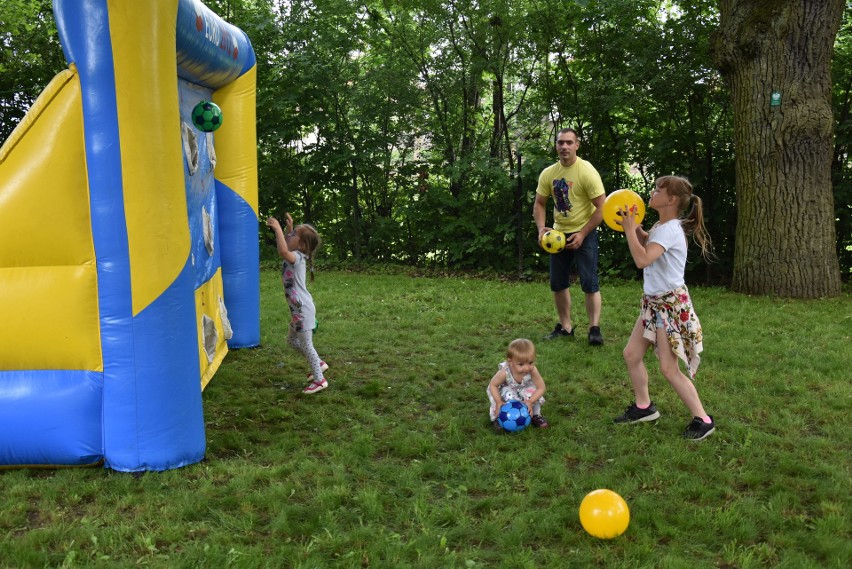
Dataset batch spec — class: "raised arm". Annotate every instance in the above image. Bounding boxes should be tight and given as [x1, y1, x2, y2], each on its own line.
[619, 207, 663, 269]
[266, 216, 297, 264]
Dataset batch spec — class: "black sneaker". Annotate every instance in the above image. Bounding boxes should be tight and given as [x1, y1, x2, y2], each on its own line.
[544, 323, 574, 340]
[683, 416, 715, 441]
[613, 402, 661, 424]
[588, 326, 604, 346]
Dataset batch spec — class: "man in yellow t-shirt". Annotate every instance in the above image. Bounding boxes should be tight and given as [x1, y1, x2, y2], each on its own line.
[533, 128, 606, 346]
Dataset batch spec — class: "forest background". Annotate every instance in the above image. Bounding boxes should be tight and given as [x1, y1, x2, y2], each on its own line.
[1, 0, 850, 286]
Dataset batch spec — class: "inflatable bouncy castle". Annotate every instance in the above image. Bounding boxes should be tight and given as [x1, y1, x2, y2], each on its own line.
[0, 0, 259, 472]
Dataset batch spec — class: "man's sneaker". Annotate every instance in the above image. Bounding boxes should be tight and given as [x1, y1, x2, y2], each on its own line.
[588, 326, 604, 346]
[306, 361, 330, 380]
[544, 323, 574, 340]
[613, 402, 660, 424]
[302, 379, 328, 394]
[683, 416, 715, 441]
[532, 415, 549, 428]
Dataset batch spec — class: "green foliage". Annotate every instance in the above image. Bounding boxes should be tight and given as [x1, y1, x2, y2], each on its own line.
[247, 0, 749, 281]
[1, 270, 850, 567]
[1, 0, 849, 280]
[0, 0, 64, 141]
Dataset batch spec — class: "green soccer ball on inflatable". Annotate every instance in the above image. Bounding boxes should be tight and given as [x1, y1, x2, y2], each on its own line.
[191, 100, 223, 132]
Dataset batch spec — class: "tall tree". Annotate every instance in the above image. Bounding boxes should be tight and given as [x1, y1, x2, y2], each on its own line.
[712, 0, 844, 297]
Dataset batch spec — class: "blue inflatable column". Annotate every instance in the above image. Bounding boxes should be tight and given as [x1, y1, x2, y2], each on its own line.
[54, 0, 207, 471]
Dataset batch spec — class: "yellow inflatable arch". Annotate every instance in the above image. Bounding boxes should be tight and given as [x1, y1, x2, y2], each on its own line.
[0, 0, 259, 472]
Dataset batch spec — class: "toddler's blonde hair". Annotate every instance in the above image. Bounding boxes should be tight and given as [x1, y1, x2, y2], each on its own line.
[507, 338, 536, 361]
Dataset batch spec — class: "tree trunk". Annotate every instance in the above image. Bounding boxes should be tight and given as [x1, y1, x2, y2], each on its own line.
[350, 158, 362, 260]
[712, 0, 843, 297]
[515, 151, 524, 276]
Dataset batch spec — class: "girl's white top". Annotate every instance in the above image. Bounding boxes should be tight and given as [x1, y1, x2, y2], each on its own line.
[644, 220, 687, 295]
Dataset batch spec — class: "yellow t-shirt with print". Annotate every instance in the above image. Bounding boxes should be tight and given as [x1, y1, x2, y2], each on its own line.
[536, 157, 605, 234]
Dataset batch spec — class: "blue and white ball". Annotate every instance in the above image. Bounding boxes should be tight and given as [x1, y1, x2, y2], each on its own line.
[498, 400, 531, 432]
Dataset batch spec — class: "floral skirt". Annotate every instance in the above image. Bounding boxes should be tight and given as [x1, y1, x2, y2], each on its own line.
[640, 286, 703, 379]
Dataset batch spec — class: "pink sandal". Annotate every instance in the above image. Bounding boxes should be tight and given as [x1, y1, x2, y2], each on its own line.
[302, 379, 328, 394]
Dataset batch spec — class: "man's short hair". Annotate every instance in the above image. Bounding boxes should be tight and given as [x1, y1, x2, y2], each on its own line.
[555, 127, 579, 143]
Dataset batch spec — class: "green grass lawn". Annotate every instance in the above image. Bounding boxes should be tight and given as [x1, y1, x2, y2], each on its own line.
[2, 269, 850, 568]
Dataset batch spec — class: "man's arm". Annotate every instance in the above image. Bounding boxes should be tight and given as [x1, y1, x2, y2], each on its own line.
[533, 193, 551, 239]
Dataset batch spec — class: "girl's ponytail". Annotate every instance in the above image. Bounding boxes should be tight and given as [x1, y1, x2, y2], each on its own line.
[657, 176, 714, 262]
[297, 224, 322, 282]
[684, 194, 714, 262]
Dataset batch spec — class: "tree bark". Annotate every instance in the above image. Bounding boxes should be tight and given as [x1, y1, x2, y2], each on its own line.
[712, 0, 843, 297]
[515, 151, 524, 276]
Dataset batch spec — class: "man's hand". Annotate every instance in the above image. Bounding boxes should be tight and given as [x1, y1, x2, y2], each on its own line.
[565, 232, 585, 250]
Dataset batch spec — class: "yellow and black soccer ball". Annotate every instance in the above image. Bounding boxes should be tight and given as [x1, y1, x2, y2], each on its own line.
[540, 230, 566, 253]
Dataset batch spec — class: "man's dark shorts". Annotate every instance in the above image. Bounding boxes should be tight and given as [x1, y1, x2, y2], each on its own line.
[549, 229, 600, 293]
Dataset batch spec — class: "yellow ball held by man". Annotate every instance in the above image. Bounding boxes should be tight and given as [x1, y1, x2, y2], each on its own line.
[579, 489, 630, 539]
[602, 189, 645, 232]
[540, 229, 566, 253]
